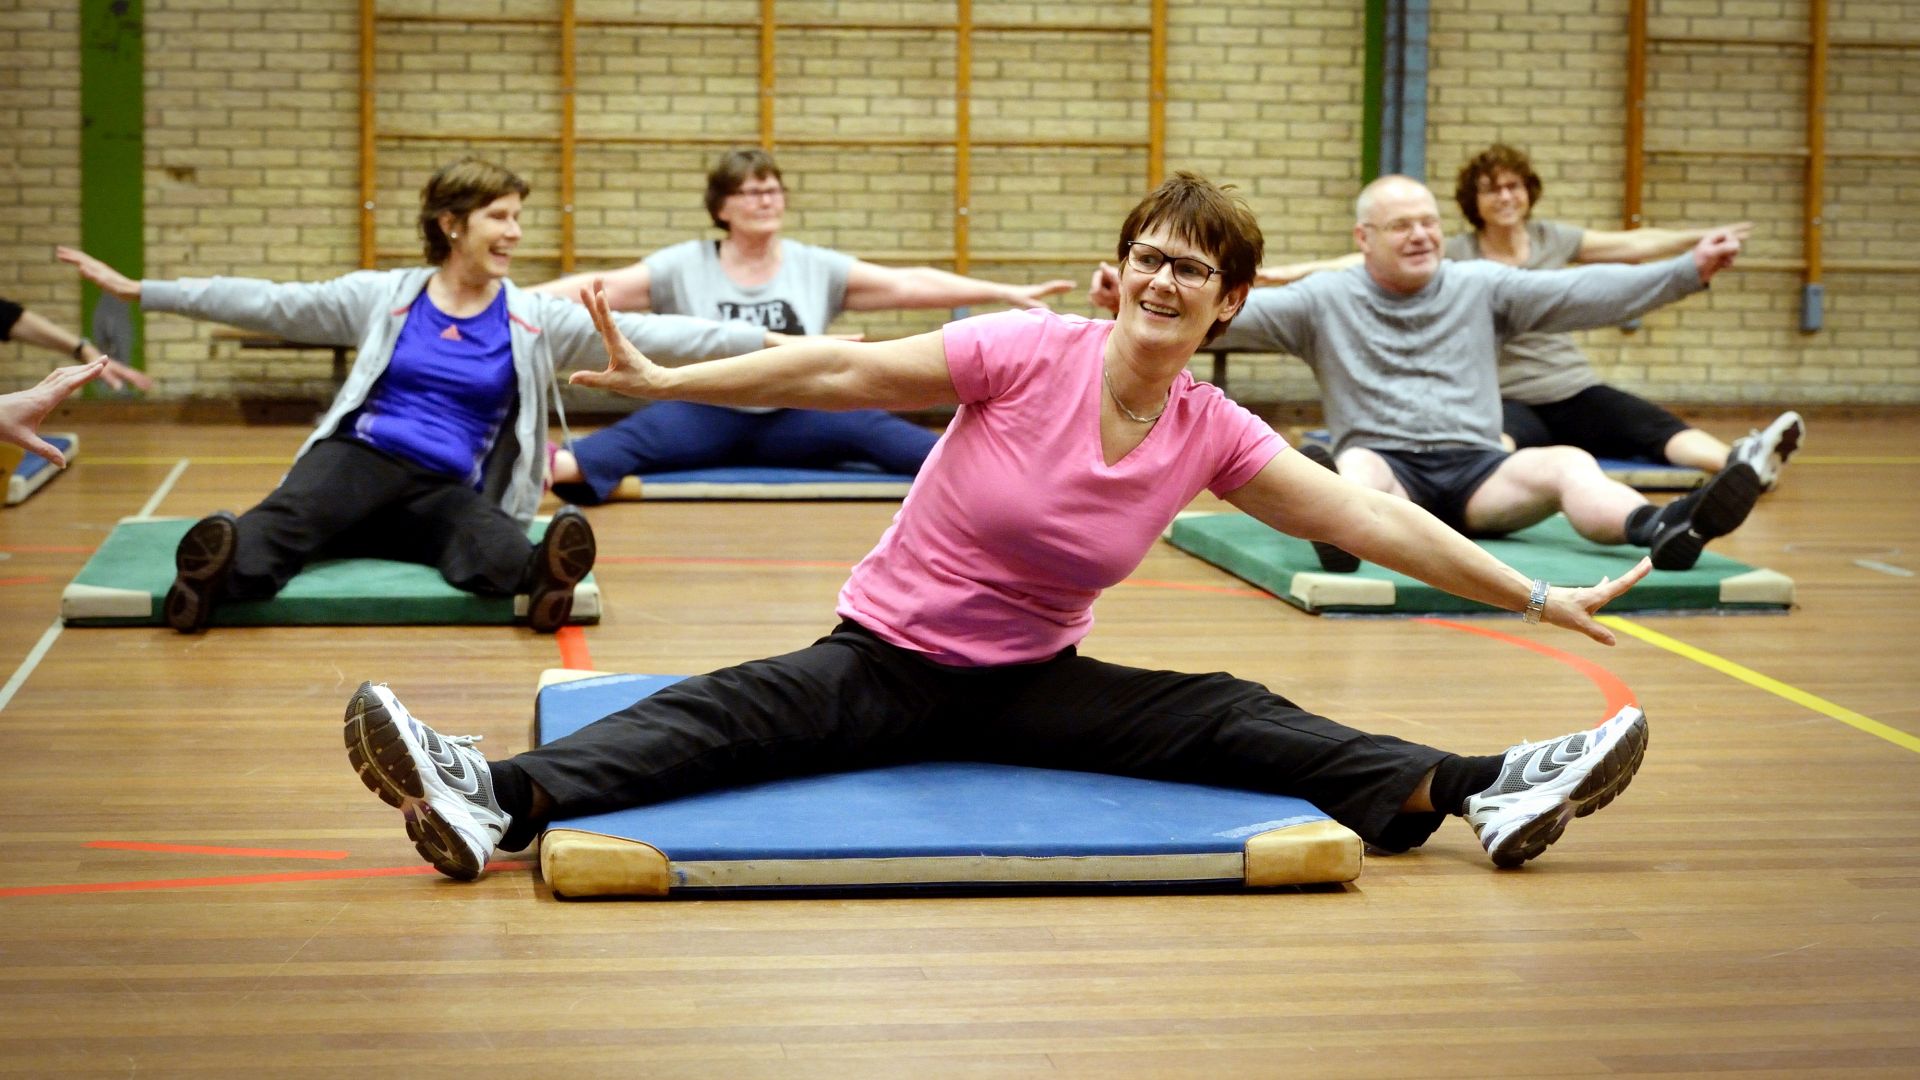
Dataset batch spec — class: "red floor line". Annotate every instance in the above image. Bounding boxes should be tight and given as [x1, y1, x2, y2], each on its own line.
[0, 860, 535, 898]
[556, 624, 592, 670]
[0, 576, 51, 588]
[85, 841, 351, 860]
[1417, 617, 1639, 720]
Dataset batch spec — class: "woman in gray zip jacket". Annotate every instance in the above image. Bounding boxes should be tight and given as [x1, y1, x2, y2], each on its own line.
[57, 157, 775, 633]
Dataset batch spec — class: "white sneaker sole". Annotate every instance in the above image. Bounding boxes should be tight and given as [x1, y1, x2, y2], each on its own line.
[1481, 707, 1649, 868]
[343, 682, 488, 881]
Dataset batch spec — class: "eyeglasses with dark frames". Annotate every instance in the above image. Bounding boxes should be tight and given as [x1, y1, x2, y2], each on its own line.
[1123, 241, 1221, 289]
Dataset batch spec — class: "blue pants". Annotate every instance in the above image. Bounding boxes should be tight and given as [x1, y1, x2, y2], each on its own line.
[555, 402, 939, 505]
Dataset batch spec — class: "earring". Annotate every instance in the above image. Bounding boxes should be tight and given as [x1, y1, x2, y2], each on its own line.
[450, 231, 459, 239]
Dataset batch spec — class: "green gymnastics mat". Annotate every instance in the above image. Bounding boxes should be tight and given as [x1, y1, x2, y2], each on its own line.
[61, 516, 600, 627]
[1165, 511, 1792, 615]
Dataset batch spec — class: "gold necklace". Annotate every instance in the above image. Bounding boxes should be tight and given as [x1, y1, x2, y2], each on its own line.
[1102, 364, 1167, 424]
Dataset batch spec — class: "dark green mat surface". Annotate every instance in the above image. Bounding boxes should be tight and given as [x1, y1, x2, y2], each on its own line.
[1165, 512, 1792, 615]
[62, 517, 600, 627]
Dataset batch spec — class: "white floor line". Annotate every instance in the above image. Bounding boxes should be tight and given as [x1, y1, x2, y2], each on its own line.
[0, 620, 62, 713]
[0, 459, 191, 712]
[137, 458, 190, 518]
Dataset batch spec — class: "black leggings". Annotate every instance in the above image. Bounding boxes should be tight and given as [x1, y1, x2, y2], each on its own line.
[501, 622, 1470, 854]
[221, 437, 536, 601]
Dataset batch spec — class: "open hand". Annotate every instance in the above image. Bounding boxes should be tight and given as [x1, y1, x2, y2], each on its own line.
[1088, 262, 1121, 313]
[1542, 557, 1652, 645]
[0, 359, 107, 467]
[569, 280, 670, 399]
[55, 246, 141, 302]
[1693, 229, 1743, 284]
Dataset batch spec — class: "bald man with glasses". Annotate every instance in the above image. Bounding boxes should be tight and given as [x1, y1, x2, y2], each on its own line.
[1095, 174, 1764, 574]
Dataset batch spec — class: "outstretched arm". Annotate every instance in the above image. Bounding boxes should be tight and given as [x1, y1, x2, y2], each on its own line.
[5, 306, 153, 392]
[1578, 221, 1752, 264]
[58, 245, 374, 346]
[842, 260, 1073, 312]
[528, 261, 654, 311]
[572, 281, 958, 411]
[1224, 449, 1648, 644]
[1255, 252, 1363, 286]
[0, 359, 108, 467]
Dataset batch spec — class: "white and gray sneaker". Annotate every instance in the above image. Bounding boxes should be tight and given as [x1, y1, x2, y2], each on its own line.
[1463, 706, 1649, 869]
[1729, 410, 1805, 492]
[344, 681, 510, 881]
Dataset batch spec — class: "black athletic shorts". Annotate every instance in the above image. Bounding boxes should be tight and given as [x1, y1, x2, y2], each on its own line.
[0, 296, 22, 341]
[1503, 384, 1690, 463]
[1369, 446, 1510, 535]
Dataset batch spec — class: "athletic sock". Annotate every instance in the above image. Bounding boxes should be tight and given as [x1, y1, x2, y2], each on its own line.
[1430, 753, 1506, 816]
[1625, 503, 1664, 547]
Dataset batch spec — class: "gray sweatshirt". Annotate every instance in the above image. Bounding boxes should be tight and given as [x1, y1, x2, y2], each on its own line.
[142, 267, 766, 523]
[1213, 255, 1705, 456]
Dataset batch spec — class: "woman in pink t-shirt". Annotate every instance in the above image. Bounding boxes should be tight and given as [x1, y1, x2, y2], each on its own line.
[347, 174, 1657, 882]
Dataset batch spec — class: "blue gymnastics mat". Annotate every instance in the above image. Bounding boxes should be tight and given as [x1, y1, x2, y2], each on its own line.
[1300, 429, 1705, 491]
[533, 670, 1363, 898]
[4, 433, 76, 506]
[610, 465, 914, 501]
[61, 516, 600, 627]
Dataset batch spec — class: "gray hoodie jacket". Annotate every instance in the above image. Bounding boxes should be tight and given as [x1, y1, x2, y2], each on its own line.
[142, 267, 766, 523]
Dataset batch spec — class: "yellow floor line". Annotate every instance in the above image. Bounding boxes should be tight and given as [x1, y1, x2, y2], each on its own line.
[1598, 615, 1920, 755]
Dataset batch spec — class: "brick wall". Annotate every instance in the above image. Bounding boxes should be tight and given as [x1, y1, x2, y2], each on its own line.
[3, 0, 1913, 405]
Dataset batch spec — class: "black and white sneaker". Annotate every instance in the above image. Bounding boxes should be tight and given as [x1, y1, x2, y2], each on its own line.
[1296, 442, 1361, 573]
[344, 681, 509, 881]
[1729, 410, 1805, 492]
[164, 511, 238, 633]
[1648, 460, 1762, 571]
[1463, 706, 1648, 868]
[525, 506, 596, 633]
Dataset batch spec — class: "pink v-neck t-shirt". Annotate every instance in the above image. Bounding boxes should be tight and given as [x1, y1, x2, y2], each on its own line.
[836, 308, 1285, 666]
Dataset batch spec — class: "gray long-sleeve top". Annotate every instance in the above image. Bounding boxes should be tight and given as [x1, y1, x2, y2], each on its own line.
[142, 267, 767, 523]
[1213, 255, 1706, 456]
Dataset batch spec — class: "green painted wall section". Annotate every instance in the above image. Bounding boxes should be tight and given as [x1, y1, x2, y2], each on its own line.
[1362, 0, 1385, 184]
[79, 0, 143, 380]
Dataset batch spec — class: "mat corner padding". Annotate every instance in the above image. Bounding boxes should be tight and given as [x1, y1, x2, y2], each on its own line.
[5, 432, 77, 505]
[1288, 571, 1396, 610]
[541, 831, 671, 898]
[1717, 568, 1795, 605]
[1245, 818, 1364, 886]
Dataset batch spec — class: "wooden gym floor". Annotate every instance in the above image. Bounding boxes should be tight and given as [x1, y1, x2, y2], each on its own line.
[1, 414, 1915, 1077]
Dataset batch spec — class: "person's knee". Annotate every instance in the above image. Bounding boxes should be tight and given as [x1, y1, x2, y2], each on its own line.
[1334, 448, 1397, 492]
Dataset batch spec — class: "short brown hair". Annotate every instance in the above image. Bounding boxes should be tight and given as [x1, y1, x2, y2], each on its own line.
[705, 148, 784, 231]
[417, 158, 531, 265]
[1454, 144, 1542, 231]
[1116, 172, 1265, 344]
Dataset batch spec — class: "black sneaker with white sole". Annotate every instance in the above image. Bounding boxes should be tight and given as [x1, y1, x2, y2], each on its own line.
[1729, 410, 1804, 492]
[525, 506, 596, 633]
[1464, 706, 1649, 869]
[1648, 460, 1762, 571]
[343, 681, 509, 882]
[1295, 442, 1361, 573]
[164, 510, 239, 633]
